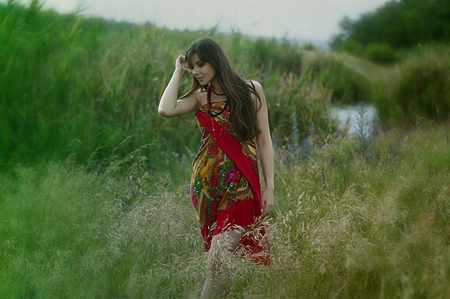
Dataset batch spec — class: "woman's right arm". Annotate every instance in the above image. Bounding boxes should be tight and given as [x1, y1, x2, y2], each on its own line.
[158, 55, 198, 117]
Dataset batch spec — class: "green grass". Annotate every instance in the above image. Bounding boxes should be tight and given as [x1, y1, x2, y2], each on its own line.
[1, 124, 450, 298]
[301, 50, 373, 104]
[0, 0, 337, 170]
[392, 45, 450, 124]
[2, 1, 449, 167]
[2, 2, 450, 297]
[0, 158, 203, 298]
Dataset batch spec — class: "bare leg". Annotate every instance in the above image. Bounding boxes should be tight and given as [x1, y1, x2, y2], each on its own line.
[200, 228, 244, 299]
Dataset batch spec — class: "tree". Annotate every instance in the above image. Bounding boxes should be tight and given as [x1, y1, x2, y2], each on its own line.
[329, 0, 450, 49]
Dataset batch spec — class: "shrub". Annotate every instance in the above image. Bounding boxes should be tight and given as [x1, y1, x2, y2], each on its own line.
[304, 53, 372, 104]
[393, 47, 450, 123]
[302, 43, 316, 51]
[248, 37, 303, 75]
[365, 43, 398, 64]
[340, 40, 365, 56]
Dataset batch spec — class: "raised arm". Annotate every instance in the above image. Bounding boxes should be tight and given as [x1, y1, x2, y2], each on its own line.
[158, 55, 198, 117]
[253, 81, 275, 218]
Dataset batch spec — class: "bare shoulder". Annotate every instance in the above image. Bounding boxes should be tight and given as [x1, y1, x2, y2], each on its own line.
[192, 88, 207, 107]
[247, 79, 263, 91]
[247, 79, 266, 101]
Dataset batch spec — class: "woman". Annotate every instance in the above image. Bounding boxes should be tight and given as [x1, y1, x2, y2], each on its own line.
[158, 37, 274, 298]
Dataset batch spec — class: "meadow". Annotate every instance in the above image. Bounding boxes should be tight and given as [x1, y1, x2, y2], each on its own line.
[1, 1, 450, 298]
[2, 122, 450, 298]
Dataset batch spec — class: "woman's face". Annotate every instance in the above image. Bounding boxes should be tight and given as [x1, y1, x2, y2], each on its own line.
[188, 53, 216, 86]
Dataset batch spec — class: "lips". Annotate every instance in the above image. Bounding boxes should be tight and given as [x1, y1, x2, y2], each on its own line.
[196, 76, 207, 85]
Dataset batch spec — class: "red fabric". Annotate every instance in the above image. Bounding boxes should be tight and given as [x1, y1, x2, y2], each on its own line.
[196, 110, 270, 265]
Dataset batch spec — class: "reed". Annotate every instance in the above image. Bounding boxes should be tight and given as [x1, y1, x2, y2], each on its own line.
[373, 44, 450, 127]
[0, 1, 334, 175]
[394, 45, 450, 123]
[301, 50, 372, 104]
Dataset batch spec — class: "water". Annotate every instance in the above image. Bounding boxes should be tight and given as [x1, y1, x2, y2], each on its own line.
[330, 104, 378, 136]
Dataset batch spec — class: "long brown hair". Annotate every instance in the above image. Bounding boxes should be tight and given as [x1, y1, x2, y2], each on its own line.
[183, 37, 262, 142]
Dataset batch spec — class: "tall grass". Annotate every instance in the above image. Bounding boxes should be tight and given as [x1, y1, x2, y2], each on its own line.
[0, 1, 337, 175]
[394, 45, 450, 123]
[0, 0, 201, 172]
[373, 44, 450, 127]
[3, 1, 449, 171]
[0, 158, 204, 298]
[2, 123, 450, 298]
[301, 51, 372, 104]
[3, 1, 450, 298]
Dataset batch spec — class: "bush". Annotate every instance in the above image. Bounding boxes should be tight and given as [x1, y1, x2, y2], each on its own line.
[365, 43, 398, 64]
[302, 43, 316, 51]
[248, 37, 303, 74]
[304, 53, 372, 104]
[340, 40, 365, 56]
[393, 47, 450, 123]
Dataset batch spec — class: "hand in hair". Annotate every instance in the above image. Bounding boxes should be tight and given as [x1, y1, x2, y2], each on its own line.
[175, 55, 191, 77]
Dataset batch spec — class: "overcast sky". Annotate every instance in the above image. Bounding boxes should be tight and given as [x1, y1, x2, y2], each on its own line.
[12, 0, 390, 42]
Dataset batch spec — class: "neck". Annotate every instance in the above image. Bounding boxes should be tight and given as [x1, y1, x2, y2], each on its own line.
[209, 78, 222, 91]
[209, 83, 224, 96]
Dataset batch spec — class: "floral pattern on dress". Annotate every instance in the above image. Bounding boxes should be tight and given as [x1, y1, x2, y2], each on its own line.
[190, 101, 258, 229]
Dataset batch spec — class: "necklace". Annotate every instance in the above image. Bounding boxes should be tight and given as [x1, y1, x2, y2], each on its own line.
[207, 85, 228, 117]
[210, 85, 225, 96]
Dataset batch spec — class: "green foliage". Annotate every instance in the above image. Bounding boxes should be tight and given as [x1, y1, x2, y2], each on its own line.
[2, 125, 450, 298]
[339, 41, 398, 66]
[248, 37, 303, 74]
[392, 46, 450, 124]
[0, 159, 203, 298]
[330, 0, 450, 50]
[3, 1, 450, 298]
[0, 1, 334, 171]
[353, 102, 376, 162]
[301, 43, 316, 51]
[264, 72, 336, 146]
[303, 52, 372, 104]
[0, 0, 184, 169]
[339, 40, 365, 56]
[364, 43, 398, 65]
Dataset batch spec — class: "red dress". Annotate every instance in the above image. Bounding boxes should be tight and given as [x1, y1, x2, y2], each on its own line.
[190, 101, 270, 265]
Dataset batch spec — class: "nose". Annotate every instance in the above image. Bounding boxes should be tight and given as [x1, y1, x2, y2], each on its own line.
[192, 66, 200, 75]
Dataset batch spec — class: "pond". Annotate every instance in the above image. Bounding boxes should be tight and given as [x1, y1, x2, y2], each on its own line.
[330, 104, 378, 136]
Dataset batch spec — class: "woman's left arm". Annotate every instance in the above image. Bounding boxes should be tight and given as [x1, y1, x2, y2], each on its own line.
[253, 81, 275, 218]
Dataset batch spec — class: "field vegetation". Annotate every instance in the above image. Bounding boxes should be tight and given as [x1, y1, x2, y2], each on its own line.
[1, 0, 450, 298]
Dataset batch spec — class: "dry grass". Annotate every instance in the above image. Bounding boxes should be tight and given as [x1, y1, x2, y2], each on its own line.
[2, 124, 450, 298]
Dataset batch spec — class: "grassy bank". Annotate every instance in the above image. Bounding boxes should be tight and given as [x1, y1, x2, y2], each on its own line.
[1, 124, 450, 298]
